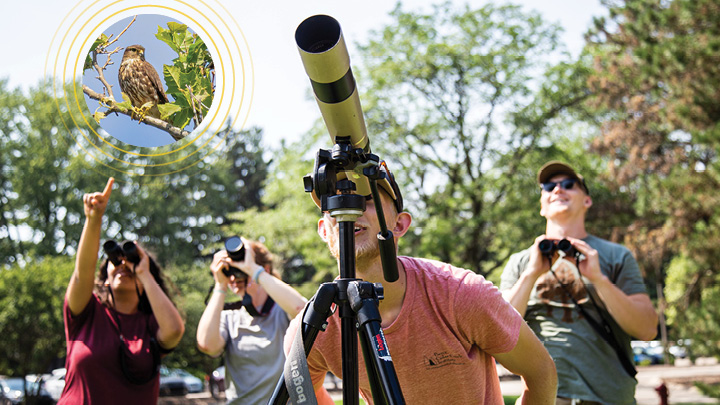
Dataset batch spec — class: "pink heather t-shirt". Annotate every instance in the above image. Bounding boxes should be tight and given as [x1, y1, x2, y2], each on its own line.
[285, 256, 522, 404]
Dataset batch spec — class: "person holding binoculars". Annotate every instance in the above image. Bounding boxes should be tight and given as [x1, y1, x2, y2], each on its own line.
[500, 161, 658, 404]
[196, 237, 307, 405]
[60, 178, 185, 404]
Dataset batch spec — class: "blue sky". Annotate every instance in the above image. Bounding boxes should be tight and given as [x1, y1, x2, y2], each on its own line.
[1, 0, 605, 151]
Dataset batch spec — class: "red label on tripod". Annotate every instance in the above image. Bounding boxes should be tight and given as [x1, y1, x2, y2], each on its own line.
[374, 331, 392, 361]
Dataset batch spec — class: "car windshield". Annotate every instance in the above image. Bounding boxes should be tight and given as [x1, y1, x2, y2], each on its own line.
[4, 378, 24, 390]
[171, 369, 190, 377]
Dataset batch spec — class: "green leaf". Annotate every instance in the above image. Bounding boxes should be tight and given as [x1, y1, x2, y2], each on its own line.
[157, 102, 182, 120]
[92, 111, 106, 124]
[167, 21, 188, 33]
[83, 34, 110, 71]
[115, 94, 132, 112]
[155, 26, 180, 54]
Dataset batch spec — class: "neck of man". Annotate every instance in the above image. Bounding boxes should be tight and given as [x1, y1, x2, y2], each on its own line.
[545, 216, 588, 240]
[354, 255, 407, 328]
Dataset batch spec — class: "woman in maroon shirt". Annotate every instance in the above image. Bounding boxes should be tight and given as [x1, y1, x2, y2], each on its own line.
[59, 178, 184, 404]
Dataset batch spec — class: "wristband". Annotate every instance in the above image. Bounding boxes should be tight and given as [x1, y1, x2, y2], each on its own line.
[253, 266, 265, 283]
[214, 287, 226, 294]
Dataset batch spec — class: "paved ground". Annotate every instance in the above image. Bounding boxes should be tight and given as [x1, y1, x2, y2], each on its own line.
[160, 360, 720, 404]
[499, 358, 720, 404]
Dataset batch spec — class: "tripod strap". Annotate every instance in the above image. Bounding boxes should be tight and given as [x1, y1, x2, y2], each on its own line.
[284, 320, 318, 405]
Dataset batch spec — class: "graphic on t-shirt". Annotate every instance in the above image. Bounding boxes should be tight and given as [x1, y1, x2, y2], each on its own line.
[534, 258, 588, 322]
[422, 351, 467, 369]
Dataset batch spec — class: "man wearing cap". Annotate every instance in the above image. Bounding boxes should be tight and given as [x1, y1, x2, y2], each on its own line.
[286, 161, 558, 404]
[500, 161, 658, 404]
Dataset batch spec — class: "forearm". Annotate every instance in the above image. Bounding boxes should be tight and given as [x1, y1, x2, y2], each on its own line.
[137, 271, 185, 349]
[67, 217, 103, 314]
[592, 276, 658, 340]
[517, 371, 558, 405]
[197, 282, 228, 356]
[495, 323, 557, 405]
[503, 271, 541, 317]
[257, 272, 307, 319]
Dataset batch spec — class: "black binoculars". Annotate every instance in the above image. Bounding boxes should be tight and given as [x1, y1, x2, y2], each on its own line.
[538, 238, 579, 258]
[103, 240, 140, 265]
[222, 236, 248, 279]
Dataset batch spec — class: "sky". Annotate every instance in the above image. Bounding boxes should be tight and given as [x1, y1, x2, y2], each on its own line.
[0, 0, 606, 152]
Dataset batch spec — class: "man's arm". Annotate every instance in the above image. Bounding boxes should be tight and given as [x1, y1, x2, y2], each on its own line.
[592, 279, 658, 340]
[502, 236, 549, 316]
[568, 237, 658, 340]
[493, 322, 557, 405]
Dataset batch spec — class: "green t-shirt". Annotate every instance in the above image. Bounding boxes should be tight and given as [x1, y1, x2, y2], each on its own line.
[500, 234, 649, 404]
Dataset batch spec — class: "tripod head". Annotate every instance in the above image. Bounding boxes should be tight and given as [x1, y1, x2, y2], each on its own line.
[304, 136, 399, 282]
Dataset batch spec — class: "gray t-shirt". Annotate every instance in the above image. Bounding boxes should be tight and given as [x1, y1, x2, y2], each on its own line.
[500, 234, 648, 405]
[220, 302, 290, 405]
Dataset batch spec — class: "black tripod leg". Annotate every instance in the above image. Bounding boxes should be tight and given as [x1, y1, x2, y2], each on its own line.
[349, 282, 405, 405]
[268, 283, 337, 405]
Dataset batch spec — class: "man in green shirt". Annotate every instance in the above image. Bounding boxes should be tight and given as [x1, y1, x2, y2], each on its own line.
[500, 161, 658, 404]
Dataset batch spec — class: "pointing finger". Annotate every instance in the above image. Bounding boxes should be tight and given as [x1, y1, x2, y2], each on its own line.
[102, 178, 115, 199]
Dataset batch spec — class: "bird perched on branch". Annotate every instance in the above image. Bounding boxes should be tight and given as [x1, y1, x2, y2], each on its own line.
[118, 44, 169, 120]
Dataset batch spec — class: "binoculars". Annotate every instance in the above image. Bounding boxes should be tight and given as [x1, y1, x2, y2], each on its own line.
[222, 236, 248, 279]
[538, 238, 579, 259]
[103, 240, 140, 265]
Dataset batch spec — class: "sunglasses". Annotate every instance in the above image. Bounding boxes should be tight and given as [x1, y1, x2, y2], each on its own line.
[541, 179, 578, 192]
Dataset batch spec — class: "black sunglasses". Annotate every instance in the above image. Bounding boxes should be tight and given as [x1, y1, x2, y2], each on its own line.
[541, 179, 578, 192]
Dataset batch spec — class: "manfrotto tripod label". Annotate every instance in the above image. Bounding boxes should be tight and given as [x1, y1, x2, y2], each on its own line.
[374, 330, 392, 361]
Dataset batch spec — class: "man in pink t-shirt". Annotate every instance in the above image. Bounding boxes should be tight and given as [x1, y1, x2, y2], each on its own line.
[287, 162, 557, 404]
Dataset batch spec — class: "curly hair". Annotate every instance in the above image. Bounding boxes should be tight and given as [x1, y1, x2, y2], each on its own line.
[95, 248, 171, 315]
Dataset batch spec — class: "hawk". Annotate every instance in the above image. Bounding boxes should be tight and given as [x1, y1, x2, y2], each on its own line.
[118, 44, 169, 120]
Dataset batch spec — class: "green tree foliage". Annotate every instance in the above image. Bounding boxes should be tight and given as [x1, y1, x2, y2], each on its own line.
[586, 0, 720, 356]
[357, 2, 591, 275]
[226, 138, 334, 298]
[0, 78, 268, 265]
[0, 256, 74, 376]
[161, 261, 221, 377]
[0, 80, 93, 264]
[156, 22, 215, 129]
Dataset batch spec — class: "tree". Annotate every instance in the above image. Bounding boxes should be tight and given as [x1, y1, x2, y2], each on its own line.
[357, 1, 591, 275]
[226, 137, 334, 298]
[0, 256, 74, 377]
[0, 79, 26, 264]
[0, 77, 270, 266]
[586, 0, 720, 358]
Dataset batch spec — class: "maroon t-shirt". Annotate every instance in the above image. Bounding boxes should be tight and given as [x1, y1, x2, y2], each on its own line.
[59, 294, 160, 404]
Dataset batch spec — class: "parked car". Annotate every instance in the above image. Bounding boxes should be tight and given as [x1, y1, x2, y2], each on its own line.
[159, 366, 187, 397]
[23, 375, 55, 405]
[44, 368, 66, 401]
[0, 376, 53, 405]
[209, 366, 225, 398]
[0, 377, 23, 405]
[165, 368, 203, 393]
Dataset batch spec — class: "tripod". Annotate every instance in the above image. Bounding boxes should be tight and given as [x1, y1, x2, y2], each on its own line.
[269, 138, 405, 404]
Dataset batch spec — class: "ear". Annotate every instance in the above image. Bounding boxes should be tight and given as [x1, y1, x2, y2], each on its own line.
[584, 195, 593, 209]
[539, 196, 548, 218]
[317, 216, 329, 242]
[391, 212, 413, 239]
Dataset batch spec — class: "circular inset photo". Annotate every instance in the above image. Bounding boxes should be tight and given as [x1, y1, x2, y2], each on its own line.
[82, 14, 216, 147]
